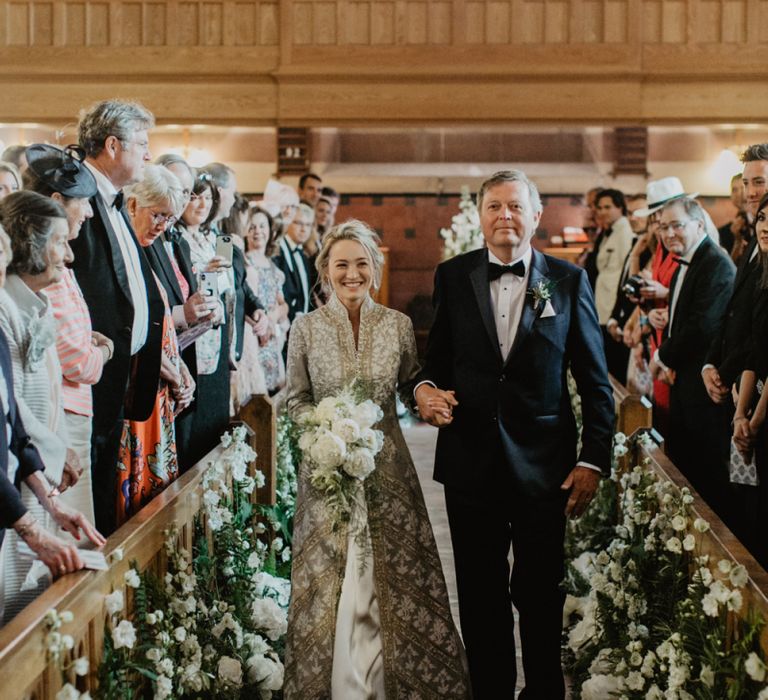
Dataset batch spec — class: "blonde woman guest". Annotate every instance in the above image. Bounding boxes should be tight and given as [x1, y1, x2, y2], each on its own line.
[0, 191, 105, 622]
[0, 161, 21, 200]
[283, 220, 470, 698]
[23, 144, 113, 543]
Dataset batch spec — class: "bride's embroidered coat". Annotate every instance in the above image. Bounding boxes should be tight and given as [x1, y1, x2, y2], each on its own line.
[283, 293, 470, 699]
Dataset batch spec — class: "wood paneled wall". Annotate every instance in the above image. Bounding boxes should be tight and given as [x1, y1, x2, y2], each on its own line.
[0, 0, 766, 124]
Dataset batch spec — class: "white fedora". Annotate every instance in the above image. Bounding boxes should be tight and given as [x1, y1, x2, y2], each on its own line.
[634, 177, 699, 217]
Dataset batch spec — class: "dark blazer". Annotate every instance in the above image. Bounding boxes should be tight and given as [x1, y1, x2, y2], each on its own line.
[232, 245, 264, 362]
[69, 192, 165, 436]
[609, 245, 652, 329]
[659, 236, 736, 402]
[704, 236, 758, 388]
[419, 248, 615, 500]
[0, 328, 45, 545]
[145, 233, 198, 380]
[273, 238, 312, 323]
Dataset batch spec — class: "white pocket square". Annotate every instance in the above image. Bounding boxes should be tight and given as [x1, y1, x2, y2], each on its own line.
[540, 300, 556, 318]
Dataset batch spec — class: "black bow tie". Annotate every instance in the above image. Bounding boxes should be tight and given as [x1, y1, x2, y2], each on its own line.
[112, 191, 124, 210]
[672, 257, 690, 266]
[488, 260, 525, 281]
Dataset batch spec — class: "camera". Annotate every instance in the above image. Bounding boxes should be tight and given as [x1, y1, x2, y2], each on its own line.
[622, 274, 646, 299]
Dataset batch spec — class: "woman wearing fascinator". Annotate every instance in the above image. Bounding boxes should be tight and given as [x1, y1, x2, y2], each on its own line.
[23, 143, 115, 543]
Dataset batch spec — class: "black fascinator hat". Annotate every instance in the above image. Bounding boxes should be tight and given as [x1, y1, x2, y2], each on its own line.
[24, 143, 97, 199]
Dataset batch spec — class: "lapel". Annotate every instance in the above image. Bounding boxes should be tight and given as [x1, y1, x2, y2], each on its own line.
[93, 195, 132, 305]
[505, 248, 550, 365]
[669, 236, 710, 336]
[732, 236, 758, 296]
[468, 252, 503, 365]
[175, 237, 197, 293]
[148, 238, 184, 305]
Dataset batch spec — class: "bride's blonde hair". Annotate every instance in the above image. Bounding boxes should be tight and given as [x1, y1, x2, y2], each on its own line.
[315, 219, 384, 294]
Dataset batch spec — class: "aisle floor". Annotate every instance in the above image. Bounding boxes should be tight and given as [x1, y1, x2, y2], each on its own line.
[403, 421, 572, 699]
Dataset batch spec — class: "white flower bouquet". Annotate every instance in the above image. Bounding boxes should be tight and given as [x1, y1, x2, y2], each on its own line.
[298, 382, 385, 536]
[439, 186, 484, 261]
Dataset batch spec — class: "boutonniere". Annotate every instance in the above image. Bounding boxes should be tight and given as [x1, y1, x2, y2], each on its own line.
[528, 279, 556, 311]
[23, 313, 57, 370]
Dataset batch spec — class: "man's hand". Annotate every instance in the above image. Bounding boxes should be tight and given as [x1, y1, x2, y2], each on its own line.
[561, 466, 601, 518]
[702, 366, 729, 404]
[606, 320, 623, 343]
[415, 384, 458, 427]
[639, 280, 670, 301]
[647, 308, 668, 331]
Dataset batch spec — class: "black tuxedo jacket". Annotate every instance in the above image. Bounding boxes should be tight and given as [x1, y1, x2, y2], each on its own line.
[145, 234, 198, 381]
[420, 248, 614, 500]
[70, 193, 164, 436]
[609, 245, 652, 329]
[232, 245, 264, 362]
[703, 236, 758, 388]
[0, 328, 45, 544]
[273, 239, 312, 323]
[659, 236, 736, 404]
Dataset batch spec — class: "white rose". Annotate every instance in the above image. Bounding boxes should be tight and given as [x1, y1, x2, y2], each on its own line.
[693, 518, 710, 532]
[718, 559, 732, 574]
[342, 447, 376, 480]
[55, 684, 80, 700]
[252, 597, 288, 641]
[580, 674, 623, 700]
[124, 569, 141, 589]
[59, 610, 74, 623]
[309, 429, 346, 468]
[699, 664, 714, 688]
[727, 589, 743, 612]
[746, 653, 767, 682]
[218, 656, 243, 687]
[671, 515, 687, 532]
[110, 547, 125, 562]
[352, 400, 382, 429]
[730, 564, 748, 588]
[105, 590, 124, 615]
[146, 648, 163, 662]
[112, 620, 137, 650]
[682, 534, 695, 551]
[73, 656, 89, 676]
[701, 592, 719, 617]
[331, 417, 361, 444]
[666, 537, 682, 554]
[174, 626, 187, 642]
[359, 428, 384, 454]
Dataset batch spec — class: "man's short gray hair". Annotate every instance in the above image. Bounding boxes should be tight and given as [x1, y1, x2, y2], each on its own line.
[477, 170, 543, 214]
[0, 190, 67, 276]
[661, 196, 707, 227]
[125, 164, 186, 217]
[78, 99, 155, 158]
[200, 162, 235, 189]
[297, 202, 315, 223]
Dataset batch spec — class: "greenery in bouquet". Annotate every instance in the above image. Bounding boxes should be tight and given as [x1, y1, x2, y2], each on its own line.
[563, 432, 768, 699]
[439, 186, 484, 260]
[297, 381, 385, 534]
[92, 426, 291, 699]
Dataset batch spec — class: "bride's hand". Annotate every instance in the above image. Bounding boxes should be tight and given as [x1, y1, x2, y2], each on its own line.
[415, 385, 458, 427]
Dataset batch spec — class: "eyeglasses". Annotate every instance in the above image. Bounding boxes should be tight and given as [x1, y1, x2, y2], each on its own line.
[659, 220, 694, 234]
[148, 209, 177, 226]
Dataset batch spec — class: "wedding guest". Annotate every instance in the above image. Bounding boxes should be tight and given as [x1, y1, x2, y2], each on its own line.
[2, 145, 27, 173]
[718, 173, 744, 255]
[320, 186, 339, 225]
[71, 99, 165, 534]
[0, 191, 104, 621]
[0, 162, 21, 199]
[245, 206, 289, 394]
[151, 154, 209, 472]
[314, 196, 333, 238]
[297, 172, 322, 207]
[22, 144, 113, 541]
[119, 165, 194, 525]
[274, 202, 315, 323]
[283, 220, 470, 698]
[177, 171, 230, 466]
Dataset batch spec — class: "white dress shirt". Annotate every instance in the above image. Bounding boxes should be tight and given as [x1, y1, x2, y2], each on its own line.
[85, 162, 149, 355]
[489, 247, 531, 361]
[667, 234, 706, 335]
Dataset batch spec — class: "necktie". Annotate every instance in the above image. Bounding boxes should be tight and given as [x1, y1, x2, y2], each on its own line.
[488, 260, 525, 281]
[672, 257, 690, 266]
[112, 191, 124, 210]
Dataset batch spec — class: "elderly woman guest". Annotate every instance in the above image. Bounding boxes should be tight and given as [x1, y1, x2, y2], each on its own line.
[22, 144, 114, 542]
[246, 206, 289, 393]
[0, 192, 105, 622]
[118, 165, 194, 525]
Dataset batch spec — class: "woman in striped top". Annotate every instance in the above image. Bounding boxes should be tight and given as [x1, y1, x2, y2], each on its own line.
[23, 144, 114, 541]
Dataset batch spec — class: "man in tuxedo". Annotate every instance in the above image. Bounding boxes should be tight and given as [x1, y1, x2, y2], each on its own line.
[650, 197, 735, 511]
[71, 100, 165, 534]
[415, 170, 614, 699]
[274, 202, 315, 323]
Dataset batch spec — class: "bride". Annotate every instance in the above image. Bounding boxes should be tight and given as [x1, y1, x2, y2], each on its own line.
[283, 220, 470, 698]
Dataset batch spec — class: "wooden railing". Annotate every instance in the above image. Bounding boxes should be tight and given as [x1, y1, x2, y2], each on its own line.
[610, 375, 768, 653]
[0, 394, 276, 699]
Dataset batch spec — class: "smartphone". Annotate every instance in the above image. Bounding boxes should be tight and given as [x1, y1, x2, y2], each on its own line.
[199, 271, 219, 300]
[215, 235, 234, 265]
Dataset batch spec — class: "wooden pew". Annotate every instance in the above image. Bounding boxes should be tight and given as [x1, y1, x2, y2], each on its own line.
[0, 396, 276, 698]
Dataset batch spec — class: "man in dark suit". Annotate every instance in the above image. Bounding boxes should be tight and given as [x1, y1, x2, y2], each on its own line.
[273, 202, 315, 323]
[70, 100, 165, 534]
[415, 170, 614, 699]
[651, 197, 735, 512]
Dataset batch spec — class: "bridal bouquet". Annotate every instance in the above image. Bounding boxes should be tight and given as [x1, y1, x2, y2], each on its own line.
[297, 382, 385, 536]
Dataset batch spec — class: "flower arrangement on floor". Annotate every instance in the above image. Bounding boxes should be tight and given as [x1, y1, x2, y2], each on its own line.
[296, 381, 384, 541]
[46, 426, 291, 699]
[439, 186, 484, 260]
[563, 432, 768, 699]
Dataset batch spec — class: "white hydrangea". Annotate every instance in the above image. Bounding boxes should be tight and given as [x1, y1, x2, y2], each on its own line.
[105, 590, 124, 615]
[252, 597, 288, 641]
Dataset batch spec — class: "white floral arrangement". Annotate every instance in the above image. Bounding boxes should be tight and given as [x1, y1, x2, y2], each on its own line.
[62, 426, 293, 699]
[439, 186, 484, 261]
[563, 432, 768, 699]
[298, 382, 384, 535]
